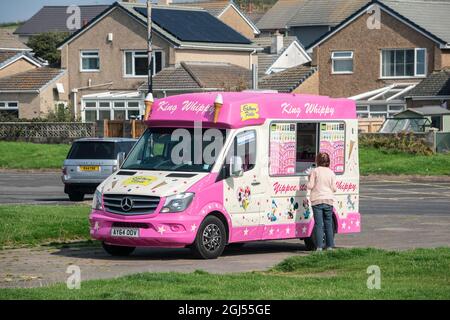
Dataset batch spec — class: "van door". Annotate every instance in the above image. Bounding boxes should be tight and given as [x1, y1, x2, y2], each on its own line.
[222, 128, 266, 242]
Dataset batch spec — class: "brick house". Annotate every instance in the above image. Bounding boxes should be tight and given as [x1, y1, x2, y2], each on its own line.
[0, 30, 67, 119]
[297, 0, 450, 118]
[57, 1, 259, 122]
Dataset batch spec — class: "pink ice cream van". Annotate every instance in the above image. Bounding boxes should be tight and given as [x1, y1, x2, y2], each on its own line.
[89, 92, 360, 259]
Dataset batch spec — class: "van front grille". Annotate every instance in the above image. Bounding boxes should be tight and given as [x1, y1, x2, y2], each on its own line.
[103, 194, 160, 215]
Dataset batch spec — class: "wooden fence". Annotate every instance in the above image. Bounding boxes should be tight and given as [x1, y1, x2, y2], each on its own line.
[358, 118, 384, 133]
[103, 120, 146, 138]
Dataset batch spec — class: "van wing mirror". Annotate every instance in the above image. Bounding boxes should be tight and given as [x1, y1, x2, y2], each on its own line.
[117, 152, 126, 169]
[230, 156, 244, 177]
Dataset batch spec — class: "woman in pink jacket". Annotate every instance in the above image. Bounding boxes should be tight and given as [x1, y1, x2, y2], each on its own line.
[307, 152, 337, 251]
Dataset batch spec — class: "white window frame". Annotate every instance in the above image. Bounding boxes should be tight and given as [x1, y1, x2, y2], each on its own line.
[331, 51, 354, 74]
[81, 100, 143, 122]
[0, 101, 19, 110]
[123, 50, 164, 78]
[80, 50, 100, 72]
[380, 48, 427, 79]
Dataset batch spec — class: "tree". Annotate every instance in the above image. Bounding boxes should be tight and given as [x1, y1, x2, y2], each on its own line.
[27, 32, 69, 66]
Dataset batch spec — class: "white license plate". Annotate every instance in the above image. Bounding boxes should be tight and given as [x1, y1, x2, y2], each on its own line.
[111, 227, 139, 238]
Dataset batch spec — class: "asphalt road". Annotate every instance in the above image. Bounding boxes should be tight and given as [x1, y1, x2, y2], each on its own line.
[0, 171, 449, 288]
[1, 171, 450, 215]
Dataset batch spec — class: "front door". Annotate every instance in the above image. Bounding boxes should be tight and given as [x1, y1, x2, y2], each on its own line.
[223, 129, 266, 242]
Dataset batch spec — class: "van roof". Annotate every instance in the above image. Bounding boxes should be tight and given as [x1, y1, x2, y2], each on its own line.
[74, 138, 137, 143]
[145, 92, 356, 129]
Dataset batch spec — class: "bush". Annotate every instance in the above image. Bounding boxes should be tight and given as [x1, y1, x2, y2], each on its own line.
[360, 132, 434, 156]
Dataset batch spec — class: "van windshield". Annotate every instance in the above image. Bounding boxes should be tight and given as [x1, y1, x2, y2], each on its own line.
[68, 141, 116, 160]
[122, 127, 226, 172]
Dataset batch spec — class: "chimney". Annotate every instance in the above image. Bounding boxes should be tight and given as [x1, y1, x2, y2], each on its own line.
[270, 31, 283, 54]
[248, 1, 253, 14]
[157, 0, 173, 5]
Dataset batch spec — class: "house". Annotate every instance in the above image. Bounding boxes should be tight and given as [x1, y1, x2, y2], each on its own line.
[0, 29, 32, 51]
[287, 0, 450, 119]
[0, 68, 68, 119]
[13, 5, 110, 43]
[253, 33, 311, 78]
[174, 0, 260, 39]
[404, 68, 450, 109]
[57, 1, 259, 122]
[256, 0, 370, 48]
[259, 63, 317, 93]
[0, 50, 44, 78]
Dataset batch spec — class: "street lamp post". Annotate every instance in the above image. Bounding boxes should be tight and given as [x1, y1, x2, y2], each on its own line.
[147, 0, 153, 94]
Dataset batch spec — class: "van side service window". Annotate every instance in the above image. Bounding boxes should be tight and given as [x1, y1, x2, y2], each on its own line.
[269, 122, 345, 176]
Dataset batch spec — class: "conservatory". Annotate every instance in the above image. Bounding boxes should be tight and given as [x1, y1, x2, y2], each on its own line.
[80, 91, 145, 122]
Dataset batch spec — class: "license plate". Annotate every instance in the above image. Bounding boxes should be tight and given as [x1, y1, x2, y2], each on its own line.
[111, 227, 139, 238]
[79, 166, 100, 171]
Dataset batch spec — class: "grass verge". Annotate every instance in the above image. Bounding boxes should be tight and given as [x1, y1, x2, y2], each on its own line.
[359, 146, 450, 176]
[1, 142, 449, 175]
[0, 141, 70, 170]
[0, 205, 90, 249]
[0, 248, 449, 299]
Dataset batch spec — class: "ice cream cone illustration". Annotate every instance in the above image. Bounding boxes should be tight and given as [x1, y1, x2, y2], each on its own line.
[213, 94, 223, 123]
[144, 93, 154, 120]
[151, 181, 167, 190]
[348, 139, 356, 159]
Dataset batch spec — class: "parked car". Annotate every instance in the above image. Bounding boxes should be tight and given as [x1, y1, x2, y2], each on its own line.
[62, 138, 137, 201]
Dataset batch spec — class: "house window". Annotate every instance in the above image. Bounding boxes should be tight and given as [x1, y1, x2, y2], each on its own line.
[356, 105, 405, 118]
[331, 51, 353, 74]
[0, 101, 19, 118]
[124, 51, 163, 77]
[381, 48, 426, 78]
[80, 51, 100, 71]
[82, 100, 143, 122]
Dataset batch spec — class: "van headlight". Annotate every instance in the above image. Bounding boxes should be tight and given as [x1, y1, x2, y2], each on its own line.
[92, 189, 103, 210]
[161, 193, 194, 213]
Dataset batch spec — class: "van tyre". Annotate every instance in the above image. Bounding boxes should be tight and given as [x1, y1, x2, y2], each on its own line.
[68, 192, 84, 202]
[102, 242, 135, 256]
[304, 219, 335, 251]
[191, 216, 226, 259]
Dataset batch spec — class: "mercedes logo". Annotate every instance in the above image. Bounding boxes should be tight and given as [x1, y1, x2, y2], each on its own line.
[121, 197, 133, 212]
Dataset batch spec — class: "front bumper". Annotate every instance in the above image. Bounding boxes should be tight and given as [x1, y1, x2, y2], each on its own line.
[64, 183, 100, 195]
[89, 210, 201, 248]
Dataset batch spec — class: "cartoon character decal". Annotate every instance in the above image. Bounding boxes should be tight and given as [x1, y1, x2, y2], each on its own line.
[347, 195, 355, 211]
[286, 197, 298, 219]
[237, 186, 251, 210]
[267, 199, 278, 222]
[302, 199, 311, 219]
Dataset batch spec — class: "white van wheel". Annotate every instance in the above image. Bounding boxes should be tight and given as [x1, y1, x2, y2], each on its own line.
[191, 216, 226, 259]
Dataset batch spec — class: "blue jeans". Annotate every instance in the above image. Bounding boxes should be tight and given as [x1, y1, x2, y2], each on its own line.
[312, 204, 335, 249]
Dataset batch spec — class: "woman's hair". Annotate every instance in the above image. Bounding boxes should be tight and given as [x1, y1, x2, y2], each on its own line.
[316, 152, 330, 167]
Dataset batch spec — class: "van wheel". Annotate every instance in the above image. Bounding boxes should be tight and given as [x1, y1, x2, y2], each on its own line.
[102, 242, 135, 256]
[304, 219, 335, 251]
[191, 216, 226, 259]
[68, 192, 84, 202]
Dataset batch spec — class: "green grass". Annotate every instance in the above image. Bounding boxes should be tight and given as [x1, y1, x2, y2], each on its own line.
[359, 146, 450, 176]
[0, 248, 448, 299]
[0, 205, 90, 248]
[0, 141, 70, 170]
[0, 142, 449, 175]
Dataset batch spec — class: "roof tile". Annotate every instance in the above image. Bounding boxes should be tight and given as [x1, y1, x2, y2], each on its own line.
[0, 68, 64, 91]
